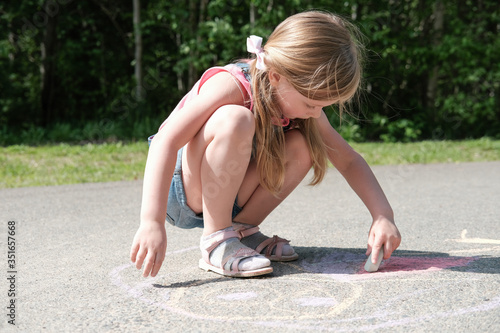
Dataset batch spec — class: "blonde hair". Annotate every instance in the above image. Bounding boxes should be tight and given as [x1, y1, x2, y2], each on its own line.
[250, 11, 364, 195]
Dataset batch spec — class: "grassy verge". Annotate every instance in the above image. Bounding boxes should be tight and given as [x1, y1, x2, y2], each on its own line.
[0, 142, 148, 188]
[351, 138, 500, 165]
[1, 138, 499, 188]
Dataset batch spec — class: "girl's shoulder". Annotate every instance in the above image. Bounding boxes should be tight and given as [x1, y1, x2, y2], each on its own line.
[198, 63, 253, 110]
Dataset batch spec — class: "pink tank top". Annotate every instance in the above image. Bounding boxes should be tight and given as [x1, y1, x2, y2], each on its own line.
[158, 64, 253, 131]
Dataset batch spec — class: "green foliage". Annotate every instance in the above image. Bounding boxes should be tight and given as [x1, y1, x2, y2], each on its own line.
[354, 0, 500, 141]
[1, 0, 499, 145]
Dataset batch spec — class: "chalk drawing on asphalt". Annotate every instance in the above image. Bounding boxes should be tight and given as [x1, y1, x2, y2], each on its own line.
[110, 242, 500, 330]
[446, 229, 500, 245]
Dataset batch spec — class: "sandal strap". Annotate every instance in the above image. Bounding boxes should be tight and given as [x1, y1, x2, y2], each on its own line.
[221, 248, 260, 273]
[255, 235, 290, 258]
[235, 225, 292, 259]
[201, 230, 239, 264]
[201, 229, 262, 273]
[235, 226, 260, 239]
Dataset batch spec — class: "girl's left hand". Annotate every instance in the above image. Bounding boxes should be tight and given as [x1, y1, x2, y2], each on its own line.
[366, 216, 401, 264]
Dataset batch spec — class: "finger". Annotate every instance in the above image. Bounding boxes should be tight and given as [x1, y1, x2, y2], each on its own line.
[142, 253, 156, 277]
[393, 236, 402, 251]
[366, 229, 376, 256]
[384, 238, 400, 260]
[366, 235, 375, 256]
[385, 237, 400, 259]
[130, 242, 140, 262]
[383, 242, 392, 260]
[150, 256, 164, 277]
[135, 248, 147, 270]
[371, 244, 383, 264]
[365, 243, 372, 256]
[150, 244, 167, 277]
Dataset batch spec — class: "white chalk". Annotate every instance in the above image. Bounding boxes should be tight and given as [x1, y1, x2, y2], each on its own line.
[364, 247, 384, 272]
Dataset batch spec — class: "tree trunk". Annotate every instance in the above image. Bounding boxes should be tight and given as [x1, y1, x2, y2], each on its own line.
[133, 0, 143, 101]
[40, 1, 58, 127]
[187, 0, 197, 89]
[426, 0, 444, 120]
[250, 1, 255, 29]
[90, 0, 133, 58]
[175, 32, 185, 93]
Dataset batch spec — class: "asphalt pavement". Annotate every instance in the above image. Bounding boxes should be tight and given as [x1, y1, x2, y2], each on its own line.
[0, 161, 499, 332]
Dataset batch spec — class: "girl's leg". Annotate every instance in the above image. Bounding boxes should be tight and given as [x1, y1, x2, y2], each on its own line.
[181, 105, 270, 275]
[182, 105, 255, 234]
[232, 129, 312, 260]
[234, 129, 313, 225]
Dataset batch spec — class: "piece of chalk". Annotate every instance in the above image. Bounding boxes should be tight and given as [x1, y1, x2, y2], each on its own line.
[364, 247, 384, 272]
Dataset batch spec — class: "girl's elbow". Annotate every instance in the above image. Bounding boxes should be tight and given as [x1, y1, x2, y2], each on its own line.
[151, 128, 184, 152]
[334, 149, 365, 174]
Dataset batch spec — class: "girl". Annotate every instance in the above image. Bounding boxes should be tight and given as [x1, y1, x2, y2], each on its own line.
[130, 11, 401, 278]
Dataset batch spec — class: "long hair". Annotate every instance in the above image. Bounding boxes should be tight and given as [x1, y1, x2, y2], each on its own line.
[250, 11, 364, 195]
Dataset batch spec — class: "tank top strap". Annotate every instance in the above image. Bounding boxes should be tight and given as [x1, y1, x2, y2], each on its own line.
[196, 64, 253, 111]
[235, 62, 252, 84]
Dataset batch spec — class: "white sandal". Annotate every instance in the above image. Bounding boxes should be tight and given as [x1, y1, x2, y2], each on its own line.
[235, 226, 299, 262]
[199, 229, 273, 278]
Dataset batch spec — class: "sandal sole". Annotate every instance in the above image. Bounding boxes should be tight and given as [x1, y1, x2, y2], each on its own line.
[199, 259, 273, 278]
[267, 253, 299, 262]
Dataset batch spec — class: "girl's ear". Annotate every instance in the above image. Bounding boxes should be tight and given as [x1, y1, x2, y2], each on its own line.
[268, 70, 281, 87]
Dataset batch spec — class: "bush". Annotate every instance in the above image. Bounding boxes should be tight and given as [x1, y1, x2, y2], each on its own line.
[1, 0, 498, 144]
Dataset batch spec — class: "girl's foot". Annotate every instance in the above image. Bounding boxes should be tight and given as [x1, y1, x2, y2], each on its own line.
[233, 222, 299, 261]
[199, 227, 273, 277]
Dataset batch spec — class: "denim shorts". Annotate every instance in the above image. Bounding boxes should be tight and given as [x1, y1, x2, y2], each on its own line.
[161, 145, 243, 229]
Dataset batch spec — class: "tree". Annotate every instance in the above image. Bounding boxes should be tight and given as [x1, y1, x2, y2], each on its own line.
[133, 0, 143, 101]
[0, 0, 499, 145]
[40, 0, 58, 127]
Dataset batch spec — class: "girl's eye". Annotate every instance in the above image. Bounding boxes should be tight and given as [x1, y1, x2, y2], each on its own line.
[306, 104, 315, 109]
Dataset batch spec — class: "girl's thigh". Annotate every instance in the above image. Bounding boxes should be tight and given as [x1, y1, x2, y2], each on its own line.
[181, 105, 255, 214]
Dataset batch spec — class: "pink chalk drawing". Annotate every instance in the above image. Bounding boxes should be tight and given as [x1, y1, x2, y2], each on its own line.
[358, 255, 477, 274]
[297, 251, 480, 281]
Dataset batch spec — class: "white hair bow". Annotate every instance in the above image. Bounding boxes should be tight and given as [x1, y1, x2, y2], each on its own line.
[247, 35, 267, 70]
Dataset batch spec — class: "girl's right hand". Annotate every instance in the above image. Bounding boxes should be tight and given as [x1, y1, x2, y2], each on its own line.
[130, 220, 167, 277]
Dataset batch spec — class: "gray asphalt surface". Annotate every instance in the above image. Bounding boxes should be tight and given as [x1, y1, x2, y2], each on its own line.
[0, 161, 499, 332]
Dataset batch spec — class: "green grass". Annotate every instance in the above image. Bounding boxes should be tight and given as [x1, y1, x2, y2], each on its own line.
[1, 138, 499, 188]
[0, 142, 148, 188]
[351, 138, 500, 165]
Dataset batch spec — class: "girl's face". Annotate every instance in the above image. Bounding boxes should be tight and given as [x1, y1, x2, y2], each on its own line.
[270, 72, 338, 120]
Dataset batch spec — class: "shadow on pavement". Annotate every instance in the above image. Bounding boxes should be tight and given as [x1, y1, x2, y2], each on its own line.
[150, 247, 499, 289]
[271, 247, 500, 277]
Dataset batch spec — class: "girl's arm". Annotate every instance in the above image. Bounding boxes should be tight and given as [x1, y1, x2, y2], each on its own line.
[130, 72, 248, 277]
[316, 111, 401, 263]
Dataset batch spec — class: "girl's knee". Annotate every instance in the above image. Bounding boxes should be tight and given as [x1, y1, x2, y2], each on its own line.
[214, 105, 255, 140]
